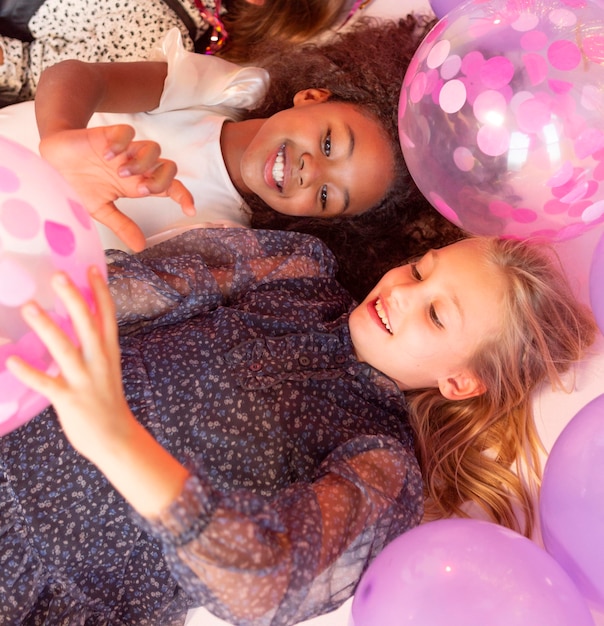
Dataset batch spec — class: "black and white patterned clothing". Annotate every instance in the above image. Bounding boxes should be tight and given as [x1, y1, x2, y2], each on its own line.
[0, 0, 216, 105]
[0, 228, 424, 625]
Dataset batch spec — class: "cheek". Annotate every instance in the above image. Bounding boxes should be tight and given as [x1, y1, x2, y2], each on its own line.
[280, 190, 317, 216]
[352, 161, 393, 212]
[394, 332, 438, 365]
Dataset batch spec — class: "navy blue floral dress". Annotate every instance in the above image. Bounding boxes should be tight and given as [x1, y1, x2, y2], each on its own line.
[0, 229, 423, 625]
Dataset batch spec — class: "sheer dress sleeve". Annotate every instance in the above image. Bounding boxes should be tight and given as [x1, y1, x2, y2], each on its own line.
[146, 434, 423, 626]
[106, 228, 339, 335]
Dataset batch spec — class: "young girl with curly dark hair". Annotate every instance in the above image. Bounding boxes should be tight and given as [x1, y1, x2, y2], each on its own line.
[0, 15, 463, 298]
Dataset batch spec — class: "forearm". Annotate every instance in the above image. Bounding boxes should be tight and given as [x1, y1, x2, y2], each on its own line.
[35, 60, 168, 138]
[151, 438, 422, 622]
[89, 408, 190, 519]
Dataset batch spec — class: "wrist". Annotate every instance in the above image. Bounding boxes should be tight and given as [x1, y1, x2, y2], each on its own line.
[90, 416, 190, 519]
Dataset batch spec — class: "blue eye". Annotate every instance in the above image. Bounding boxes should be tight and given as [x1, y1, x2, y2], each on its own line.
[320, 185, 328, 210]
[323, 131, 331, 156]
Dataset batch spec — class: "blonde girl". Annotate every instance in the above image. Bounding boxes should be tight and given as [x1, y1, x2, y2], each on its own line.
[4, 227, 596, 623]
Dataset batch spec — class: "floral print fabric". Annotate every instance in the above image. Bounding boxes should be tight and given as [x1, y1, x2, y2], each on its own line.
[0, 229, 423, 625]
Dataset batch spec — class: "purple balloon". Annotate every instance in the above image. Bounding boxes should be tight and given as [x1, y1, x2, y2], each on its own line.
[589, 233, 604, 335]
[351, 518, 595, 626]
[430, 0, 466, 19]
[540, 393, 604, 611]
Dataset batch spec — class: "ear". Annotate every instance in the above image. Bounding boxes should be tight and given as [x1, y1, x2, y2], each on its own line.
[437, 371, 486, 401]
[292, 88, 333, 107]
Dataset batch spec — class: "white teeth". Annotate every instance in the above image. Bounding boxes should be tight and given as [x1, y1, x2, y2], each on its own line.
[375, 298, 392, 334]
[272, 145, 285, 189]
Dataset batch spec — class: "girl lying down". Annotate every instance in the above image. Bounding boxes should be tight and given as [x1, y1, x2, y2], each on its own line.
[4, 225, 596, 625]
[0, 17, 442, 256]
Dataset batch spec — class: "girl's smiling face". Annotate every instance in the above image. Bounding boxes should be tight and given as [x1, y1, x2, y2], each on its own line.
[349, 238, 506, 399]
[238, 89, 395, 218]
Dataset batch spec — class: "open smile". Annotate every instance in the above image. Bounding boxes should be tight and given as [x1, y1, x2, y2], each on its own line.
[265, 143, 286, 192]
[373, 298, 393, 334]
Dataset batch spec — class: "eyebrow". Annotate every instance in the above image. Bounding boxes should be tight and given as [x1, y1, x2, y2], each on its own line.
[451, 292, 464, 328]
[430, 249, 464, 326]
[346, 123, 355, 158]
[341, 124, 355, 214]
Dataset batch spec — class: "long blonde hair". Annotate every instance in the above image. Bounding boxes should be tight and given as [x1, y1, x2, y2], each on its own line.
[220, 0, 347, 64]
[406, 237, 598, 536]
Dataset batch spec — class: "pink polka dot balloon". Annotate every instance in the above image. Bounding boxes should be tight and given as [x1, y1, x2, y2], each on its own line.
[399, 0, 604, 241]
[0, 136, 106, 435]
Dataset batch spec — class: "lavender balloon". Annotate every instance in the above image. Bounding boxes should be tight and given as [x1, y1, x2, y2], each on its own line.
[399, 0, 604, 242]
[0, 136, 107, 435]
[540, 393, 604, 611]
[351, 518, 595, 626]
[429, 0, 465, 19]
[589, 233, 604, 334]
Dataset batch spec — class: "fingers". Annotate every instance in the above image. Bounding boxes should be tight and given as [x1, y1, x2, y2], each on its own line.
[5, 328, 58, 398]
[102, 124, 137, 159]
[167, 179, 196, 216]
[7, 267, 116, 397]
[115, 140, 163, 180]
[113, 143, 196, 218]
[92, 201, 147, 252]
[90, 266, 120, 360]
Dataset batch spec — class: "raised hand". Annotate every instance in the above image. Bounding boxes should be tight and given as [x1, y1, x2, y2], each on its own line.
[40, 125, 196, 252]
[6, 268, 189, 516]
[6, 267, 132, 462]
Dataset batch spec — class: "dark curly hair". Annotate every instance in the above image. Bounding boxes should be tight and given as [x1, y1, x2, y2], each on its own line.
[245, 16, 467, 300]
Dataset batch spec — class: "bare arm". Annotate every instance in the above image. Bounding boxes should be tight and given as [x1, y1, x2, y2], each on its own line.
[35, 60, 169, 137]
[34, 60, 195, 251]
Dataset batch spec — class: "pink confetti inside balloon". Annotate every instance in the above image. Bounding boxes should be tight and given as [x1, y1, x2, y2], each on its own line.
[399, 0, 604, 241]
[0, 136, 107, 435]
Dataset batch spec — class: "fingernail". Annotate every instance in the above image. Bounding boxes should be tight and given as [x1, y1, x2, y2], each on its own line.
[137, 185, 150, 195]
[21, 302, 40, 317]
[118, 168, 131, 177]
[52, 273, 69, 286]
[104, 150, 116, 160]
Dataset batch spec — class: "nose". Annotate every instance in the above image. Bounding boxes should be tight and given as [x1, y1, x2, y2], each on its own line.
[388, 279, 418, 313]
[298, 152, 321, 187]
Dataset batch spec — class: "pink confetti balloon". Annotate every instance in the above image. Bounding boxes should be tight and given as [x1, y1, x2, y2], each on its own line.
[399, 0, 604, 241]
[0, 136, 107, 435]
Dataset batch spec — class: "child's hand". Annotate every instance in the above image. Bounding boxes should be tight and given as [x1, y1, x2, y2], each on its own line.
[6, 268, 136, 464]
[39, 125, 196, 252]
[7, 268, 190, 516]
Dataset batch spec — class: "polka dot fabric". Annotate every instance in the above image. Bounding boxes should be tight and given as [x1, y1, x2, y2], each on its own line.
[0, 0, 212, 103]
[399, 0, 604, 241]
[0, 137, 106, 435]
[0, 229, 423, 625]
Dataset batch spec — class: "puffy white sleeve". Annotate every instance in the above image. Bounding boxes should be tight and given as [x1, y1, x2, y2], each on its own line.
[148, 28, 269, 116]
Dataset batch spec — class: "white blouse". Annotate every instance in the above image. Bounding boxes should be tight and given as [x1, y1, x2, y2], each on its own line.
[0, 29, 270, 251]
